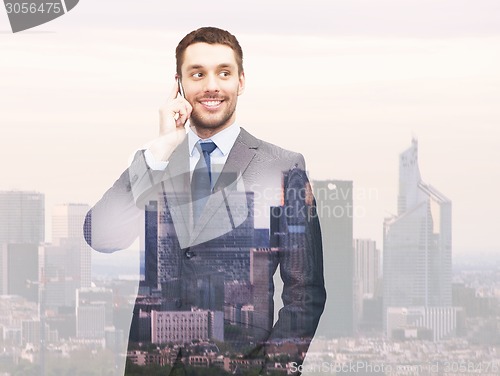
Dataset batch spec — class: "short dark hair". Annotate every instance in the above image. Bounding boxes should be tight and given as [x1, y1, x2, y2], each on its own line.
[176, 27, 243, 76]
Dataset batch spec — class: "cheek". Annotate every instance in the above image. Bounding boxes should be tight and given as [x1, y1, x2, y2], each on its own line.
[184, 83, 201, 97]
[225, 82, 242, 98]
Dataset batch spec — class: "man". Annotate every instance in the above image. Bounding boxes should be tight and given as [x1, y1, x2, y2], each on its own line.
[85, 27, 325, 375]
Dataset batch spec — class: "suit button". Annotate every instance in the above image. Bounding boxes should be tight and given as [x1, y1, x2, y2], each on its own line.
[184, 248, 195, 259]
[175, 299, 182, 308]
[131, 174, 138, 184]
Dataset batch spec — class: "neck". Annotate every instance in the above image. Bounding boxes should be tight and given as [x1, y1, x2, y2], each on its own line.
[192, 121, 234, 140]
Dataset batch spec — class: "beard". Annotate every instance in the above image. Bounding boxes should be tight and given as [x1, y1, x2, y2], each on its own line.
[189, 97, 238, 132]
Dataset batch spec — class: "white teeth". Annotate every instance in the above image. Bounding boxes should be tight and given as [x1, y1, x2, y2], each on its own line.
[202, 101, 221, 107]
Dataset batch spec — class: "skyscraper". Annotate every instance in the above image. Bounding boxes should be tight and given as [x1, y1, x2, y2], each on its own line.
[6, 243, 39, 302]
[52, 203, 92, 288]
[383, 139, 452, 332]
[270, 169, 322, 337]
[0, 191, 44, 298]
[354, 239, 382, 333]
[250, 247, 276, 338]
[0, 245, 7, 294]
[40, 243, 80, 308]
[353, 239, 380, 297]
[144, 201, 158, 290]
[76, 287, 114, 339]
[312, 180, 355, 337]
[0, 190, 44, 245]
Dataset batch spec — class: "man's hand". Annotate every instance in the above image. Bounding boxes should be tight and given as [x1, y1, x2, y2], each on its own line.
[149, 79, 192, 162]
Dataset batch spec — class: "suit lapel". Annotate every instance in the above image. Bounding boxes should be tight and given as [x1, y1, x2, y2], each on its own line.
[213, 129, 259, 192]
[161, 139, 193, 248]
[189, 128, 260, 245]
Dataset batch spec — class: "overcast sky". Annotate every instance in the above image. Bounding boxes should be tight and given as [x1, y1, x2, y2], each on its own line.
[1, 1, 499, 254]
[5, 0, 498, 37]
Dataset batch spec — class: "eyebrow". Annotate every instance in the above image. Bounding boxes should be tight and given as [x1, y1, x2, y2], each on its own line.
[186, 63, 236, 70]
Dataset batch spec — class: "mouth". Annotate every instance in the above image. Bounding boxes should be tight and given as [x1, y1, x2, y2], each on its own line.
[199, 99, 224, 110]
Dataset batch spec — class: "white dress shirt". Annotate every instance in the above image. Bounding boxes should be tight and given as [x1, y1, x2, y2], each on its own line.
[143, 123, 241, 179]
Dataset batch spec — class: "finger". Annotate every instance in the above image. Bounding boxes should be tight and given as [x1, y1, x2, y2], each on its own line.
[176, 103, 190, 127]
[173, 103, 186, 125]
[176, 115, 187, 127]
[168, 97, 186, 119]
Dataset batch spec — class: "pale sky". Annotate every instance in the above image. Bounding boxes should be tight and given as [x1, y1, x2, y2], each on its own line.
[1, 1, 499, 254]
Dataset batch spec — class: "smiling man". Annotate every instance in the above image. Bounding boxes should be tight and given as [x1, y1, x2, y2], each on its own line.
[178, 42, 243, 133]
[85, 27, 326, 375]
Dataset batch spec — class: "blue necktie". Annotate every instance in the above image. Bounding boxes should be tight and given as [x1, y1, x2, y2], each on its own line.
[192, 141, 217, 222]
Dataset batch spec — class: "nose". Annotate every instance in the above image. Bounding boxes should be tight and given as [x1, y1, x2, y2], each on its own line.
[204, 73, 220, 93]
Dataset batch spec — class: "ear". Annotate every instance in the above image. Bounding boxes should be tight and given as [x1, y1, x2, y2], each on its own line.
[237, 71, 245, 96]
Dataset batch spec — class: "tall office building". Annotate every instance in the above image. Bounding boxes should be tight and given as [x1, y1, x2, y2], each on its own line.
[0, 190, 44, 245]
[5, 243, 39, 302]
[0, 190, 44, 299]
[52, 203, 92, 288]
[52, 203, 90, 242]
[250, 248, 277, 338]
[353, 239, 380, 297]
[40, 243, 80, 308]
[144, 201, 158, 290]
[353, 239, 380, 331]
[0, 245, 7, 294]
[312, 180, 355, 337]
[76, 287, 113, 339]
[383, 139, 452, 331]
[156, 193, 183, 286]
[270, 169, 321, 336]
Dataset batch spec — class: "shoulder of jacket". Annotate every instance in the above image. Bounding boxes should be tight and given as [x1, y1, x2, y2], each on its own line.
[240, 127, 304, 167]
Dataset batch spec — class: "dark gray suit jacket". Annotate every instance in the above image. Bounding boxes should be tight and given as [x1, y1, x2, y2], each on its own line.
[85, 128, 326, 370]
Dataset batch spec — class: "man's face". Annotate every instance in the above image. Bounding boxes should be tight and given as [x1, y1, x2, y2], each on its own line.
[180, 42, 245, 134]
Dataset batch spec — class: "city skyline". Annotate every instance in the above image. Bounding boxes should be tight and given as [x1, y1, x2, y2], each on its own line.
[0, 0, 500, 374]
[1, 147, 498, 373]
[1, 127, 497, 258]
[1, 2, 499, 372]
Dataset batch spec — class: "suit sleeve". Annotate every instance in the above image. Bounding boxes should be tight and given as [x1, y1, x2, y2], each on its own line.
[84, 150, 168, 252]
[265, 154, 327, 370]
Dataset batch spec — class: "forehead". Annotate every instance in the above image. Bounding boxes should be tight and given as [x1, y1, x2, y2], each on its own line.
[182, 43, 238, 70]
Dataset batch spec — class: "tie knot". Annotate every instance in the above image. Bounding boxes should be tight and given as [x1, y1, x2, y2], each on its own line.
[200, 141, 217, 155]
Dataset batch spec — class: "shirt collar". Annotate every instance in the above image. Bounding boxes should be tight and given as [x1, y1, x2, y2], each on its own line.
[188, 122, 241, 156]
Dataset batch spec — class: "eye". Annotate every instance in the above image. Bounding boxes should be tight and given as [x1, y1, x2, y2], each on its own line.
[219, 71, 230, 78]
[192, 72, 203, 79]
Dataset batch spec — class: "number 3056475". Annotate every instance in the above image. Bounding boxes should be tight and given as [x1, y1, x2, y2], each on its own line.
[5, 2, 62, 14]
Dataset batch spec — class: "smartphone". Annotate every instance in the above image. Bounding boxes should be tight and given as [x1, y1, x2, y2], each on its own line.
[177, 77, 185, 98]
[176, 77, 189, 127]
